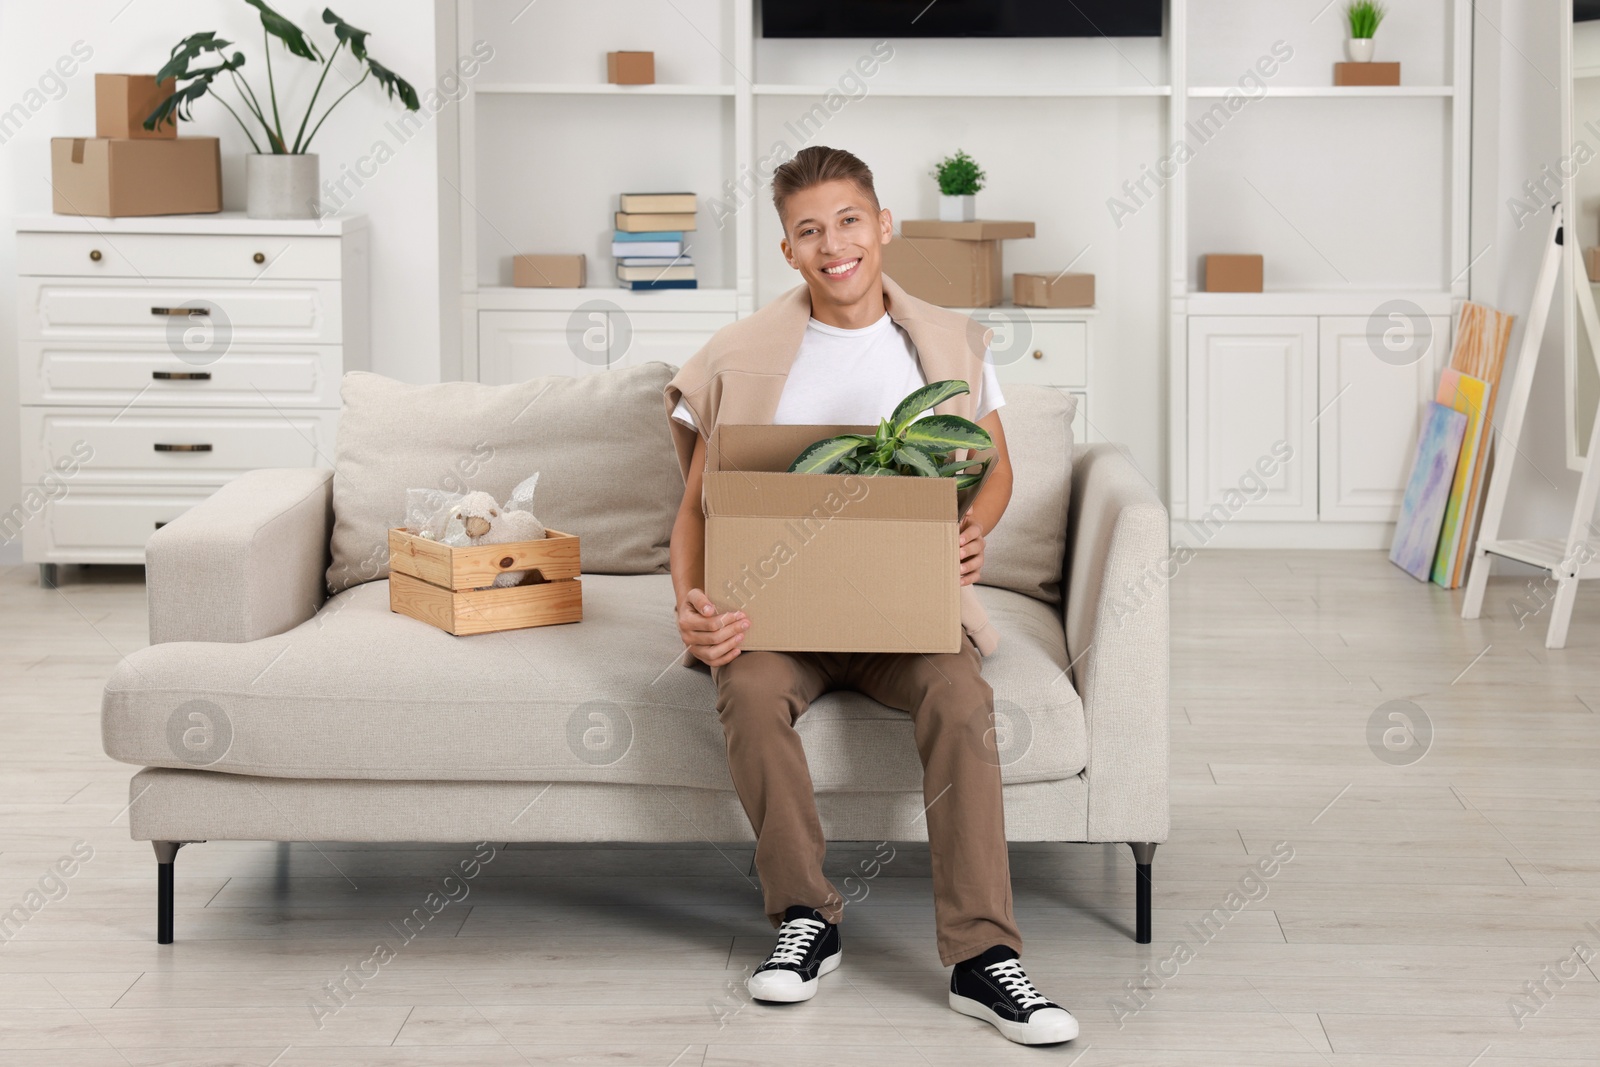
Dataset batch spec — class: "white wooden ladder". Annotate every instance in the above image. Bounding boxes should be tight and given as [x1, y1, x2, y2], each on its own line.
[1462, 204, 1600, 647]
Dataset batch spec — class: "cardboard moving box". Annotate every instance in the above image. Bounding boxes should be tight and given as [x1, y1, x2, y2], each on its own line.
[1204, 254, 1264, 293]
[1014, 271, 1094, 308]
[1333, 62, 1400, 86]
[901, 219, 1037, 241]
[881, 236, 1002, 308]
[96, 74, 175, 139]
[703, 423, 991, 654]
[606, 51, 655, 84]
[514, 253, 586, 288]
[51, 137, 221, 218]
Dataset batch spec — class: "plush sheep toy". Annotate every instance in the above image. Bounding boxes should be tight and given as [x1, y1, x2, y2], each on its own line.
[451, 490, 547, 588]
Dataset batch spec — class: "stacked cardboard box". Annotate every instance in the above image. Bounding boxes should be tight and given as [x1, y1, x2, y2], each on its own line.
[879, 220, 1035, 307]
[613, 192, 697, 290]
[51, 74, 220, 218]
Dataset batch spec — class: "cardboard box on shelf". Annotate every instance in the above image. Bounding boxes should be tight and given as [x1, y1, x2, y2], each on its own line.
[901, 219, 1036, 241]
[50, 137, 221, 218]
[1204, 254, 1264, 293]
[702, 422, 993, 654]
[606, 51, 655, 84]
[95, 73, 176, 139]
[1014, 271, 1094, 308]
[1333, 62, 1400, 86]
[881, 236, 1002, 307]
[514, 253, 586, 288]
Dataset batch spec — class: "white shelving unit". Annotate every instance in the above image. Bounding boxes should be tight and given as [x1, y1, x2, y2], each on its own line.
[447, 0, 1159, 433]
[446, 1, 1472, 533]
[1169, 0, 1472, 548]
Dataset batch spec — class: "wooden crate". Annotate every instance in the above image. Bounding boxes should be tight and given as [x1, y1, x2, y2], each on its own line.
[387, 527, 582, 636]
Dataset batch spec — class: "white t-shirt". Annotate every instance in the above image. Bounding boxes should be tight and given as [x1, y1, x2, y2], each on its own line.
[672, 311, 1004, 431]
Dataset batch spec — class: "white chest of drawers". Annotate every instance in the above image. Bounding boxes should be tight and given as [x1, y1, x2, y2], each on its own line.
[12, 212, 368, 585]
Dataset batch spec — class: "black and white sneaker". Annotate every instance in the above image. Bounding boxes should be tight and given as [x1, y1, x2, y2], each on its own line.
[746, 905, 842, 1003]
[949, 945, 1079, 1045]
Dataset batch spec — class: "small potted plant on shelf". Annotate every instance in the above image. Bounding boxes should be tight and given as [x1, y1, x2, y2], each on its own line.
[1344, 0, 1386, 62]
[931, 149, 985, 222]
[145, 0, 420, 219]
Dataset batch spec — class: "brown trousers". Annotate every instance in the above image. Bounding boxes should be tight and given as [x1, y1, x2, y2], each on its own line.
[710, 634, 1022, 966]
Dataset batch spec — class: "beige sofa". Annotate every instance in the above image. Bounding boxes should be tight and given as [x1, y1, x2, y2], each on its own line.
[100, 362, 1169, 946]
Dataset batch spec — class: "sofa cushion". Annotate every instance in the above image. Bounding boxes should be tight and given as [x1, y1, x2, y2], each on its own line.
[102, 575, 1085, 791]
[326, 363, 684, 594]
[979, 385, 1075, 606]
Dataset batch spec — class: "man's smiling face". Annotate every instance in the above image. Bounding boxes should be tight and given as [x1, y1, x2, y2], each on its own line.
[779, 178, 894, 314]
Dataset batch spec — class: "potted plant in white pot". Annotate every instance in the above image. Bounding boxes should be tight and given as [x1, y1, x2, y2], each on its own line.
[145, 0, 419, 219]
[932, 149, 985, 222]
[1344, 0, 1386, 62]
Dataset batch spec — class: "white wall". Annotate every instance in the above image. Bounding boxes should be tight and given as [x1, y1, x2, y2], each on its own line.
[0, 0, 455, 564]
[1471, 0, 1587, 550]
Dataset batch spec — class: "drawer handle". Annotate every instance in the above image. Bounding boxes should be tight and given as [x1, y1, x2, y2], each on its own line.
[1032, 349, 1044, 360]
[150, 306, 209, 318]
[153, 443, 213, 453]
[152, 370, 212, 381]
[89, 249, 103, 262]
[253, 252, 266, 264]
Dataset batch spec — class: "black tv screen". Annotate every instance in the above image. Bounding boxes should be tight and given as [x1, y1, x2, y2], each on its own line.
[761, 1, 1164, 38]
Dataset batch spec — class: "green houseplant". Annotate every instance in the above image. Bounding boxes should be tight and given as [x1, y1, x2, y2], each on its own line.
[932, 149, 986, 222]
[145, 0, 420, 219]
[786, 379, 994, 493]
[1344, 0, 1386, 62]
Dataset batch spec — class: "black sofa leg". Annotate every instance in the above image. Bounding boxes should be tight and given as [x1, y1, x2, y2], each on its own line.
[1129, 842, 1156, 944]
[154, 841, 181, 944]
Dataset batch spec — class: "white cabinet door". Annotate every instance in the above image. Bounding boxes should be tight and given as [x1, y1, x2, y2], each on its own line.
[1187, 316, 1317, 523]
[609, 311, 735, 370]
[989, 320, 1089, 387]
[478, 311, 609, 383]
[1317, 315, 1448, 521]
[479, 309, 734, 383]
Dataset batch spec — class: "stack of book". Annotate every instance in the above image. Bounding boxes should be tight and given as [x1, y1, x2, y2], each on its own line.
[613, 192, 697, 290]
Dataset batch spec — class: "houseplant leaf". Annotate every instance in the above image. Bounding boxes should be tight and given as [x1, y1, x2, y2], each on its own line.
[901, 414, 992, 453]
[245, 0, 322, 61]
[955, 458, 992, 490]
[365, 57, 421, 109]
[890, 379, 970, 437]
[893, 447, 939, 477]
[936, 457, 983, 477]
[788, 434, 871, 474]
[153, 32, 236, 86]
[322, 8, 370, 59]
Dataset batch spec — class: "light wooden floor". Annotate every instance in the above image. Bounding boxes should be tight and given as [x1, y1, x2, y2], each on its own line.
[2, 551, 1598, 1065]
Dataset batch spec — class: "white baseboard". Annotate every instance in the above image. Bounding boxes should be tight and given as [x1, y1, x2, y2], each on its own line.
[1170, 520, 1395, 550]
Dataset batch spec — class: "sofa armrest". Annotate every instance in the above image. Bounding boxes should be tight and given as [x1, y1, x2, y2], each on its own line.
[1064, 443, 1170, 843]
[146, 467, 334, 645]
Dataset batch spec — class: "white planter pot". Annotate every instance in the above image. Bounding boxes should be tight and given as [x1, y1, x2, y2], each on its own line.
[1346, 38, 1376, 62]
[938, 193, 975, 222]
[246, 153, 320, 219]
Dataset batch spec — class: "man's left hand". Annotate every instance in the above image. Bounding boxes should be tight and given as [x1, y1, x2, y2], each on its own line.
[958, 513, 985, 586]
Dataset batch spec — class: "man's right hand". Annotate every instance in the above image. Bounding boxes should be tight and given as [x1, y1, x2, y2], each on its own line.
[678, 588, 749, 667]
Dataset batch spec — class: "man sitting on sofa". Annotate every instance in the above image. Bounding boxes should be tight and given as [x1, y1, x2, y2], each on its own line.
[662, 145, 1078, 1046]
